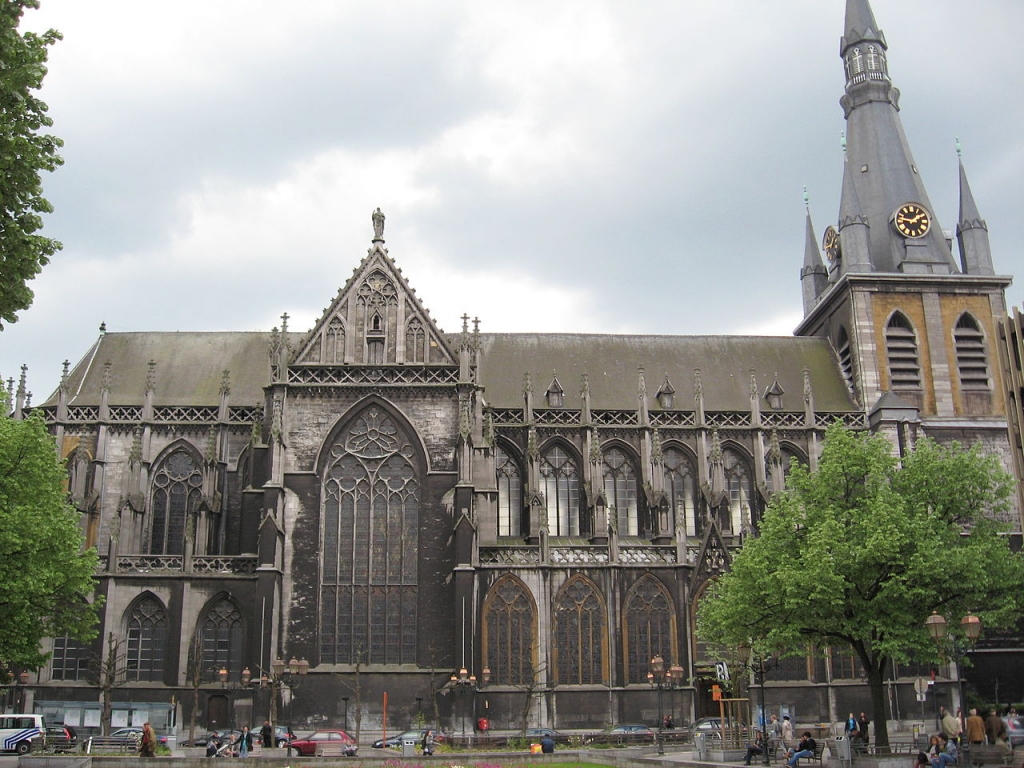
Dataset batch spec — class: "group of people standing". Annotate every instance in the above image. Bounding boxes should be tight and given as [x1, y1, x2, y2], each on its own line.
[917, 706, 1013, 768]
[743, 714, 802, 765]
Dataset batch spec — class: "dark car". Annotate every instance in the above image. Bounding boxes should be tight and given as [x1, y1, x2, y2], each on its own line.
[373, 729, 439, 750]
[524, 728, 568, 744]
[109, 727, 168, 746]
[44, 726, 77, 753]
[287, 729, 357, 756]
[585, 723, 655, 745]
[252, 724, 295, 748]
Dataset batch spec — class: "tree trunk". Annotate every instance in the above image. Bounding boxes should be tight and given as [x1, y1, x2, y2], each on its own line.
[867, 662, 889, 749]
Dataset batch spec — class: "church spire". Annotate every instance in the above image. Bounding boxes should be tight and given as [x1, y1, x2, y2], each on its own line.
[800, 198, 827, 315]
[956, 145, 994, 276]
[838, 0, 957, 275]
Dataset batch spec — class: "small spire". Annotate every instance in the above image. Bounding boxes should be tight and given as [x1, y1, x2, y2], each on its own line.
[145, 360, 156, 394]
[99, 321, 106, 334]
[955, 136, 962, 158]
[803, 186, 810, 211]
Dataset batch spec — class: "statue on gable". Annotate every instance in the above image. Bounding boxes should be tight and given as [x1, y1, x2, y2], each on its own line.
[372, 207, 385, 240]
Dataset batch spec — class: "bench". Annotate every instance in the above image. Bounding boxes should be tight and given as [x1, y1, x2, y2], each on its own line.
[84, 736, 137, 754]
[781, 741, 826, 765]
[963, 744, 1021, 767]
[314, 743, 357, 757]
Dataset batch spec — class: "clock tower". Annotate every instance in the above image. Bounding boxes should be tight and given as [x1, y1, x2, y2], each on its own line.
[797, 0, 1013, 482]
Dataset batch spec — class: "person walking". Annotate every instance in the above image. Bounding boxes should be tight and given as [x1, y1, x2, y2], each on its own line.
[966, 708, 985, 745]
[239, 726, 253, 758]
[260, 721, 273, 749]
[139, 722, 157, 758]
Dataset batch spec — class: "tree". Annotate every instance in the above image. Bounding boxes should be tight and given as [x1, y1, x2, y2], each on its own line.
[0, 0, 63, 328]
[89, 632, 128, 736]
[0, 401, 100, 669]
[698, 423, 1024, 749]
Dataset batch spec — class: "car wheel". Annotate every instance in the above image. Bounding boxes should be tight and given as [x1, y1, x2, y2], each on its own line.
[15, 741, 30, 755]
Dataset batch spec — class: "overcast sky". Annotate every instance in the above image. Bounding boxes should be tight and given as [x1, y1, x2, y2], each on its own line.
[3, 0, 1023, 403]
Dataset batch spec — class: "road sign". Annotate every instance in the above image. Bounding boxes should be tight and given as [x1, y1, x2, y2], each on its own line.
[715, 661, 730, 682]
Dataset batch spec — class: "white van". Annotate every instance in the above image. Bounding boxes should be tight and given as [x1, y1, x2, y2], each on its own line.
[0, 714, 44, 754]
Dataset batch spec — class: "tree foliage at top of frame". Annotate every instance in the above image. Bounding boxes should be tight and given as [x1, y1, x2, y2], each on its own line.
[0, 0, 63, 329]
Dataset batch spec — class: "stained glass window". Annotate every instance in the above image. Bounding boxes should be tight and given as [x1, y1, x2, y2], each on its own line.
[495, 446, 522, 537]
[126, 596, 167, 682]
[484, 577, 535, 685]
[150, 448, 202, 555]
[663, 448, 696, 537]
[553, 577, 605, 685]
[321, 407, 419, 664]
[539, 446, 580, 536]
[723, 448, 751, 534]
[200, 598, 243, 681]
[624, 576, 674, 683]
[603, 448, 639, 536]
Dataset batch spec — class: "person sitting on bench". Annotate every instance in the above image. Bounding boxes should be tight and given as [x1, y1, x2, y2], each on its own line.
[786, 732, 816, 766]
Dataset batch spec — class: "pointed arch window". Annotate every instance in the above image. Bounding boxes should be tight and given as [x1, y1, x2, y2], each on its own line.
[321, 406, 419, 665]
[885, 312, 922, 391]
[539, 446, 580, 536]
[406, 318, 426, 363]
[126, 596, 168, 682]
[150, 448, 202, 555]
[954, 314, 990, 391]
[200, 598, 244, 681]
[603, 447, 639, 536]
[326, 317, 345, 364]
[624, 576, 674, 684]
[723, 448, 752, 534]
[766, 445, 803, 494]
[837, 326, 855, 395]
[663, 448, 696, 538]
[553, 577, 606, 685]
[483, 578, 535, 685]
[495, 446, 522, 537]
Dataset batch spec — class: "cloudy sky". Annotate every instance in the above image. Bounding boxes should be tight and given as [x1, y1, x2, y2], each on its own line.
[3, 0, 1023, 402]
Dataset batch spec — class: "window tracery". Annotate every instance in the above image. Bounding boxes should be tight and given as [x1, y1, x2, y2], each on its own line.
[149, 448, 203, 555]
[483, 577, 535, 685]
[126, 596, 167, 682]
[495, 445, 522, 537]
[663, 448, 696, 537]
[723, 448, 752, 534]
[539, 446, 580, 536]
[200, 597, 243, 681]
[603, 447, 639, 536]
[406, 318, 426, 363]
[321, 406, 419, 665]
[625, 576, 674, 684]
[553, 577, 605, 685]
[326, 317, 345, 364]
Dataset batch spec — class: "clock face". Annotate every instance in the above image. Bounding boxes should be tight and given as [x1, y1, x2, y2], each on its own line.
[822, 225, 841, 261]
[893, 203, 931, 238]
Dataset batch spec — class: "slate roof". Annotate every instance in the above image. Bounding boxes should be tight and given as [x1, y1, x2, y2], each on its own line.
[45, 331, 858, 415]
[475, 333, 857, 412]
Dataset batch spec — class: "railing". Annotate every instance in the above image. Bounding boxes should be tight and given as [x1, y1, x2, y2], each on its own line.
[113, 554, 258, 576]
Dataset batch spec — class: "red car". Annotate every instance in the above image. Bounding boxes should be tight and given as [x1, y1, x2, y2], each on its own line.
[287, 730, 357, 756]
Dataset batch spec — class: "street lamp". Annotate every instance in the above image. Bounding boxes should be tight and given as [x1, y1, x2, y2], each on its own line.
[647, 655, 683, 756]
[925, 612, 982, 729]
[738, 645, 773, 766]
[450, 667, 489, 742]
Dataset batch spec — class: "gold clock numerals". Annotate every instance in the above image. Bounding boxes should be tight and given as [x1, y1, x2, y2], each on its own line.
[893, 203, 931, 238]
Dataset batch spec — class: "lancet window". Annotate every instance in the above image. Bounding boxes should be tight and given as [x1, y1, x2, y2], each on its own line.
[624, 576, 674, 684]
[149, 447, 203, 555]
[723, 448, 752, 534]
[320, 406, 419, 665]
[539, 446, 580, 536]
[483, 577, 535, 685]
[125, 596, 168, 682]
[663, 447, 697, 537]
[603, 447, 639, 536]
[495, 445, 522, 537]
[199, 597, 244, 682]
[553, 577, 606, 685]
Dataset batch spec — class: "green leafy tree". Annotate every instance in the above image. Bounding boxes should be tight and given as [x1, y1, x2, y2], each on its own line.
[0, 401, 100, 669]
[0, 0, 63, 328]
[699, 423, 1024, 748]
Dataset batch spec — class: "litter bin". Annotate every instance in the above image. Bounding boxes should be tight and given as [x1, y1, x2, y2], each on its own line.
[695, 732, 707, 762]
[834, 735, 852, 761]
[402, 738, 417, 758]
[477, 718, 489, 732]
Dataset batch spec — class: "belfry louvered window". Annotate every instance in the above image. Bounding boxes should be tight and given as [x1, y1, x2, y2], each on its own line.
[885, 313, 922, 390]
[954, 314, 989, 391]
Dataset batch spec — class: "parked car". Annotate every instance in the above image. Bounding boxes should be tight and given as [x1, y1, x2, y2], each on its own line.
[109, 727, 168, 746]
[585, 723, 655, 744]
[372, 729, 438, 750]
[608, 724, 655, 737]
[523, 728, 570, 745]
[691, 717, 724, 740]
[251, 724, 295, 748]
[1003, 716, 1024, 748]
[44, 725, 78, 753]
[287, 729, 357, 756]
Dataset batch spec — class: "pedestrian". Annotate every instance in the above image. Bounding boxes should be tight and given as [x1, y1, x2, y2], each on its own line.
[966, 709, 985, 745]
[858, 713, 870, 746]
[260, 721, 273, 749]
[421, 729, 436, 756]
[781, 716, 795, 750]
[239, 726, 252, 758]
[139, 722, 157, 758]
[941, 709, 960, 743]
[540, 734, 556, 753]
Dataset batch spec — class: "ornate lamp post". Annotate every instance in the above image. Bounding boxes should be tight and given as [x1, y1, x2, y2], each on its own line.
[647, 654, 683, 756]
[450, 667, 480, 741]
[925, 612, 982, 728]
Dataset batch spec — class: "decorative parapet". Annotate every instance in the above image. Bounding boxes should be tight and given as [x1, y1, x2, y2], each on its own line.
[287, 365, 459, 386]
[112, 554, 258, 576]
